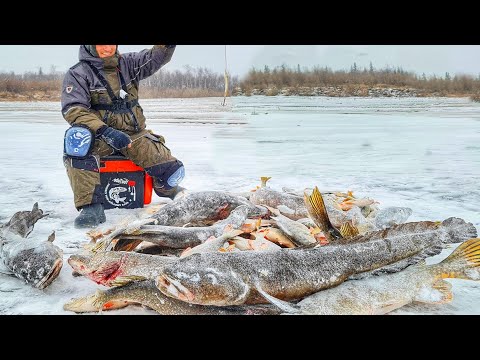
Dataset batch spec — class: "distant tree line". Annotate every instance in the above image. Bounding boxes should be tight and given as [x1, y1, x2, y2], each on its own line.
[240, 63, 480, 97]
[140, 66, 239, 97]
[0, 66, 62, 93]
[2, 62, 480, 100]
[0, 66, 238, 100]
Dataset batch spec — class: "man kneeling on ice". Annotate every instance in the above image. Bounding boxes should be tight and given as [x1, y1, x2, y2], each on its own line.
[61, 45, 186, 228]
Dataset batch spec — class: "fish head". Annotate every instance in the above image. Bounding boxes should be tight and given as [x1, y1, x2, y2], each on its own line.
[68, 254, 92, 274]
[233, 204, 250, 217]
[251, 205, 269, 219]
[64, 289, 109, 313]
[10, 241, 63, 289]
[157, 254, 249, 306]
[68, 252, 123, 286]
[223, 204, 250, 224]
[3, 203, 46, 238]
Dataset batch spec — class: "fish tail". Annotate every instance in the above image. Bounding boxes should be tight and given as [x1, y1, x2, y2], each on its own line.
[113, 239, 143, 252]
[306, 187, 328, 222]
[260, 177, 272, 187]
[47, 231, 56, 243]
[435, 238, 480, 280]
[92, 240, 110, 253]
[305, 187, 339, 239]
[339, 221, 359, 239]
[255, 218, 262, 230]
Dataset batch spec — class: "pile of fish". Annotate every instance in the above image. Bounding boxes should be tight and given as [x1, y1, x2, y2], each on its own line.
[62, 177, 479, 315]
[2, 177, 476, 315]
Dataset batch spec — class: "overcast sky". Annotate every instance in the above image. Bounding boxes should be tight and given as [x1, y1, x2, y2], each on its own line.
[0, 45, 479, 78]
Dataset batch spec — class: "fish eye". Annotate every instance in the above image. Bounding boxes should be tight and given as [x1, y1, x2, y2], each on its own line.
[205, 273, 218, 284]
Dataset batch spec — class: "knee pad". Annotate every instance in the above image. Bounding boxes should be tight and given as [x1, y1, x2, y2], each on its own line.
[64, 126, 94, 158]
[146, 160, 185, 190]
[167, 164, 185, 187]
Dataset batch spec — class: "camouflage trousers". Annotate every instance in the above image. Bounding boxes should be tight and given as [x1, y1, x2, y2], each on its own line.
[64, 130, 183, 209]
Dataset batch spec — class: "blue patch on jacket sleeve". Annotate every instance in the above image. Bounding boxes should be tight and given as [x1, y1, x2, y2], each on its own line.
[64, 126, 94, 158]
[167, 165, 185, 187]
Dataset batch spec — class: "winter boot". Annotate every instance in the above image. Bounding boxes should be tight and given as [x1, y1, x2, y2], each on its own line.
[154, 186, 187, 201]
[74, 203, 106, 229]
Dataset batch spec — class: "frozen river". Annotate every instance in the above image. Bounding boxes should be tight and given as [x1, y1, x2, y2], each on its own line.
[0, 96, 479, 314]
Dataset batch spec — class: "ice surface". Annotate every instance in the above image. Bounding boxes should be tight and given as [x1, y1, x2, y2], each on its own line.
[0, 96, 479, 314]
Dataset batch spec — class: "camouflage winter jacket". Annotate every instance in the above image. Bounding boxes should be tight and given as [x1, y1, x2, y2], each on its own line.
[61, 45, 175, 136]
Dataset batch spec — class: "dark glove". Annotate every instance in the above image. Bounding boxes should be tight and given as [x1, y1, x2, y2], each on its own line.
[97, 126, 131, 150]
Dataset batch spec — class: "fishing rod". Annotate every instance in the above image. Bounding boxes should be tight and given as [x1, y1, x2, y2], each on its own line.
[222, 45, 229, 106]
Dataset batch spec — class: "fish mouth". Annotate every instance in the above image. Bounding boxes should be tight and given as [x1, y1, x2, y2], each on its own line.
[36, 258, 63, 289]
[64, 293, 98, 313]
[68, 255, 90, 274]
[156, 275, 195, 302]
[68, 255, 122, 286]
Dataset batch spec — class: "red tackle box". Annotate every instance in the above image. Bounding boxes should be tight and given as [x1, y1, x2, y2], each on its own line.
[99, 155, 153, 210]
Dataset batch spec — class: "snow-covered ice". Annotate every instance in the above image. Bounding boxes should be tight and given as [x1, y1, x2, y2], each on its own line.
[0, 96, 479, 315]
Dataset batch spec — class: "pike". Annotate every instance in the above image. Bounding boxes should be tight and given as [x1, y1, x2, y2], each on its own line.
[156, 216, 476, 306]
[152, 191, 268, 226]
[92, 217, 159, 253]
[292, 238, 480, 315]
[114, 205, 251, 250]
[68, 251, 176, 287]
[93, 192, 267, 252]
[64, 280, 280, 315]
[0, 203, 63, 289]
